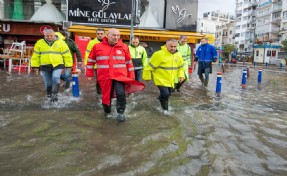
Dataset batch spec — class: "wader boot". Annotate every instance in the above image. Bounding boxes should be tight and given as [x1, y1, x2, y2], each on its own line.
[46, 86, 52, 98]
[103, 104, 112, 118]
[51, 84, 59, 102]
[116, 95, 126, 122]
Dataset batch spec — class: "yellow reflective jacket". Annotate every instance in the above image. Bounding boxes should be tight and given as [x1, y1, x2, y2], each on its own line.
[128, 45, 148, 70]
[177, 42, 191, 81]
[143, 45, 185, 88]
[177, 42, 191, 65]
[85, 38, 101, 69]
[31, 38, 73, 68]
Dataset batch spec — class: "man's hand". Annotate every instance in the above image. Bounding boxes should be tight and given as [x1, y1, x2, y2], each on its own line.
[77, 62, 83, 69]
[33, 68, 39, 75]
[81, 63, 86, 70]
[178, 77, 185, 82]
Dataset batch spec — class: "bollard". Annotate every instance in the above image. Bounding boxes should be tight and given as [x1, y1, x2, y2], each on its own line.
[216, 72, 222, 94]
[254, 62, 256, 68]
[258, 68, 262, 83]
[72, 70, 80, 97]
[241, 68, 247, 88]
[247, 67, 250, 78]
[280, 63, 283, 71]
[265, 62, 268, 69]
[188, 66, 193, 74]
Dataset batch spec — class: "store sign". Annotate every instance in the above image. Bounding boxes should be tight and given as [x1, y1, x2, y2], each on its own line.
[68, 0, 132, 25]
[0, 23, 11, 33]
[165, 0, 198, 31]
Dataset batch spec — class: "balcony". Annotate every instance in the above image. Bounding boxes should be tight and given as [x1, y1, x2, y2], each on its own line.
[271, 27, 280, 33]
[257, 12, 270, 18]
[279, 28, 287, 33]
[272, 6, 282, 13]
[271, 18, 281, 23]
[273, 0, 282, 3]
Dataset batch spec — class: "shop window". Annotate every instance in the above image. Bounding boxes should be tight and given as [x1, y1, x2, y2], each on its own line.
[272, 50, 276, 57]
[3, 0, 67, 22]
[267, 50, 271, 56]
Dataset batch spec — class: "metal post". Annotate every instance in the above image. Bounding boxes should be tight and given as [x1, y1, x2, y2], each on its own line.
[130, 0, 135, 43]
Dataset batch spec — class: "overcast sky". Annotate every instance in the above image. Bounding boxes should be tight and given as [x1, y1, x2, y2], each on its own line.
[198, 0, 236, 18]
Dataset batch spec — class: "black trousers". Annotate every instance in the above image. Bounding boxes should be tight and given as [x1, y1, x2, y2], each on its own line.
[103, 80, 126, 114]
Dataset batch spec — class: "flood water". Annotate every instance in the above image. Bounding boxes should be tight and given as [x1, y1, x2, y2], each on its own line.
[0, 65, 287, 176]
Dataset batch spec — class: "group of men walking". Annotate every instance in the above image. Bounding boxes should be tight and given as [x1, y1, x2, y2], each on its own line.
[31, 28, 217, 122]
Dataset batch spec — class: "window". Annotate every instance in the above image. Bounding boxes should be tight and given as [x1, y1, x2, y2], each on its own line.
[256, 50, 259, 56]
[267, 50, 271, 56]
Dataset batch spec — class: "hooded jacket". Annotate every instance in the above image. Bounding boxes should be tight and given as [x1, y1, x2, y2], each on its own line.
[86, 37, 145, 105]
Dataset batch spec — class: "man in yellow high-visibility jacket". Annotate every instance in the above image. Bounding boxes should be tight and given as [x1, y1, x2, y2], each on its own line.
[143, 39, 185, 115]
[128, 37, 148, 81]
[174, 35, 191, 92]
[31, 29, 73, 102]
[84, 28, 105, 94]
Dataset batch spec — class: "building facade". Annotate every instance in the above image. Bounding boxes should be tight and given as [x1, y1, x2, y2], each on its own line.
[214, 22, 235, 49]
[197, 10, 235, 47]
[234, 0, 258, 55]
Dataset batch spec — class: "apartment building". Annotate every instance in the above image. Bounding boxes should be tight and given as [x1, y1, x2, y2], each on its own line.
[279, 0, 287, 42]
[256, 0, 282, 43]
[214, 22, 235, 49]
[197, 10, 235, 46]
[234, 0, 258, 55]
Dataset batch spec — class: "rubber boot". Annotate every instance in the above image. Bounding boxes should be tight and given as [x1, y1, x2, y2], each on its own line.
[64, 81, 70, 89]
[199, 76, 205, 86]
[46, 86, 52, 98]
[96, 82, 102, 95]
[204, 79, 209, 87]
[160, 100, 170, 116]
[51, 84, 59, 102]
[102, 104, 112, 118]
[160, 100, 168, 111]
[116, 95, 126, 122]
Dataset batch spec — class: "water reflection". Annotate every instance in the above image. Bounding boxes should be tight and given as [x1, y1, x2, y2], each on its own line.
[0, 66, 286, 175]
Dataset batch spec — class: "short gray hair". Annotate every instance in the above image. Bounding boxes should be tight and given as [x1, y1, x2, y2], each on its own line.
[166, 38, 177, 44]
[43, 29, 55, 35]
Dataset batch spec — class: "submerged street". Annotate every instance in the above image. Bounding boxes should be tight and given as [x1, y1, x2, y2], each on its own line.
[0, 65, 287, 176]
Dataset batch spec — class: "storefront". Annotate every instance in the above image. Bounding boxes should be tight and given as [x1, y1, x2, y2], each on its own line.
[0, 20, 61, 52]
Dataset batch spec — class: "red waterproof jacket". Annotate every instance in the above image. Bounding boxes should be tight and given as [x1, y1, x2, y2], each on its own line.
[86, 37, 145, 105]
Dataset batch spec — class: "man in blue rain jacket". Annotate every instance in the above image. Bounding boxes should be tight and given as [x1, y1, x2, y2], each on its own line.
[195, 38, 218, 87]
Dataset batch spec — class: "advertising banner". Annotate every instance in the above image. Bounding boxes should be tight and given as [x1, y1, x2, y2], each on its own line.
[68, 0, 132, 25]
[165, 0, 198, 31]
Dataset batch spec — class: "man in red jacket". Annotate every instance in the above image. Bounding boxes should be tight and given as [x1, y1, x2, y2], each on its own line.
[86, 28, 145, 122]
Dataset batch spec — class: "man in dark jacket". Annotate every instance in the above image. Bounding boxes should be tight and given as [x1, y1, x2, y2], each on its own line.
[195, 38, 218, 87]
[141, 42, 154, 58]
[59, 30, 83, 92]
